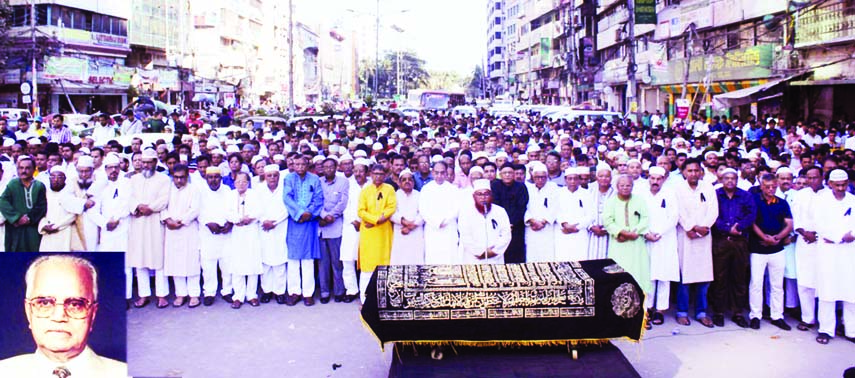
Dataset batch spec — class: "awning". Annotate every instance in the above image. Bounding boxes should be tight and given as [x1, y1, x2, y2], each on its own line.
[659, 80, 769, 95]
[712, 75, 801, 110]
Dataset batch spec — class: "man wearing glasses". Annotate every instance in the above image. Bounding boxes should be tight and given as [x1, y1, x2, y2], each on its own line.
[0, 254, 127, 377]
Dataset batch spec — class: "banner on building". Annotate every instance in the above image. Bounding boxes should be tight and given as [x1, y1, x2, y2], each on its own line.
[635, 0, 657, 24]
[652, 44, 774, 85]
[540, 38, 551, 67]
[113, 67, 135, 86]
[43, 56, 88, 81]
[0, 69, 20, 85]
[676, 98, 690, 119]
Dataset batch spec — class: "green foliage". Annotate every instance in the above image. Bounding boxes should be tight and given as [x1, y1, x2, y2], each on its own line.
[0, 0, 12, 68]
[358, 50, 430, 97]
[363, 94, 376, 108]
[466, 65, 485, 98]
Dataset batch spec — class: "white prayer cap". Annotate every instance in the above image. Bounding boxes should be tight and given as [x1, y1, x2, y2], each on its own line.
[641, 143, 651, 150]
[205, 166, 222, 175]
[527, 144, 541, 153]
[597, 145, 607, 153]
[354, 157, 371, 167]
[2, 139, 14, 147]
[564, 167, 582, 176]
[346, 125, 356, 131]
[339, 154, 353, 162]
[49, 166, 65, 175]
[225, 145, 240, 154]
[70, 136, 82, 145]
[829, 169, 848, 182]
[196, 128, 208, 136]
[76, 155, 94, 168]
[430, 155, 443, 164]
[469, 166, 484, 175]
[311, 155, 325, 164]
[16, 155, 32, 164]
[624, 140, 636, 148]
[768, 160, 781, 170]
[704, 150, 718, 159]
[329, 145, 340, 155]
[78, 147, 91, 156]
[263, 164, 280, 174]
[530, 161, 547, 174]
[448, 142, 460, 149]
[648, 166, 667, 177]
[202, 123, 213, 130]
[399, 168, 414, 178]
[472, 179, 491, 192]
[473, 151, 489, 161]
[141, 148, 157, 161]
[721, 168, 738, 177]
[211, 148, 226, 156]
[421, 142, 432, 149]
[354, 150, 368, 158]
[596, 163, 612, 173]
[495, 151, 509, 159]
[518, 154, 529, 162]
[776, 167, 793, 176]
[273, 154, 285, 162]
[28, 138, 41, 146]
[103, 153, 121, 166]
[251, 155, 264, 165]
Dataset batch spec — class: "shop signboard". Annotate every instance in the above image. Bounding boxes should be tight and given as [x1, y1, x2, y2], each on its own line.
[88, 61, 115, 85]
[60, 28, 129, 49]
[540, 38, 551, 67]
[157, 70, 180, 91]
[795, 0, 855, 48]
[113, 67, 135, 86]
[676, 98, 690, 119]
[635, 0, 657, 25]
[0, 69, 20, 85]
[652, 44, 774, 85]
[43, 56, 88, 81]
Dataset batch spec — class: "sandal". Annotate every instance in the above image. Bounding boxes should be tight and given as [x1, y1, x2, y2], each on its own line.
[816, 333, 831, 345]
[676, 316, 691, 326]
[698, 316, 715, 328]
[172, 296, 187, 307]
[156, 297, 169, 309]
[797, 322, 815, 331]
[133, 297, 150, 308]
[652, 312, 665, 325]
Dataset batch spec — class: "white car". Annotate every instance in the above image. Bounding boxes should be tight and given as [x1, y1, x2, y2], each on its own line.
[451, 105, 477, 118]
[0, 108, 32, 122]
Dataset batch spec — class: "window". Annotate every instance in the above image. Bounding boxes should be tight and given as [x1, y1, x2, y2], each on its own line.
[495, 46, 502, 54]
[12, 6, 27, 27]
[495, 2, 502, 10]
[495, 17, 501, 25]
[495, 31, 502, 39]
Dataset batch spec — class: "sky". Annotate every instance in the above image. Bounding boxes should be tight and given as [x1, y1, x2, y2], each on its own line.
[297, 0, 486, 77]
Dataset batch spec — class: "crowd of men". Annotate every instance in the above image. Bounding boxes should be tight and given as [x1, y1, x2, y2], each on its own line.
[0, 107, 853, 346]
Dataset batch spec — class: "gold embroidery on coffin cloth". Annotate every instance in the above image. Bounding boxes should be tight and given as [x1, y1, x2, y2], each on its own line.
[377, 262, 596, 321]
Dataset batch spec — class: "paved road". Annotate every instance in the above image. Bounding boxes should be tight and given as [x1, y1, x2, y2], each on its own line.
[128, 295, 855, 378]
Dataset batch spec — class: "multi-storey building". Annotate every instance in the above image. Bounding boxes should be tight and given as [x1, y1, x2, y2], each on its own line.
[487, 0, 509, 98]
[3, 1, 132, 114]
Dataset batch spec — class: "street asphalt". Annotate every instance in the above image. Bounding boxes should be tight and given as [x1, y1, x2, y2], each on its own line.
[127, 294, 855, 378]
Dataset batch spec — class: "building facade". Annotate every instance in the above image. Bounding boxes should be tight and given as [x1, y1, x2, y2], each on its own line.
[487, 0, 510, 98]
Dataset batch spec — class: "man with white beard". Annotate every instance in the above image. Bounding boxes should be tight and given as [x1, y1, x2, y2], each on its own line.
[555, 167, 591, 261]
[198, 167, 234, 306]
[458, 179, 511, 264]
[128, 148, 171, 309]
[95, 153, 132, 304]
[524, 162, 559, 262]
[419, 161, 460, 264]
[257, 164, 289, 304]
[225, 172, 263, 308]
[338, 158, 369, 303]
[38, 168, 85, 251]
[162, 164, 201, 308]
[69, 155, 105, 250]
[644, 166, 681, 326]
[813, 169, 855, 345]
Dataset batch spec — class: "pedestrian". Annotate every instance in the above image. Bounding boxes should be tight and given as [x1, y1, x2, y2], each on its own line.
[490, 163, 528, 263]
[603, 175, 650, 295]
[389, 169, 425, 265]
[524, 162, 559, 262]
[161, 164, 201, 308]
[0, 156, 47, 251]
[644, 166, 680, 326]
[198, 167, 234, 306]
[587, 164, 614, 260]
[318, 157, 348, 303]
[257, 165, 289, 304]
[458, 179, 511, 264]
[555, 167, 591, 262]
[419, 161, 460, 264]
[225, 172, 263, 309]
[282, 155, 324, 306]
[357, 164, 396, 303]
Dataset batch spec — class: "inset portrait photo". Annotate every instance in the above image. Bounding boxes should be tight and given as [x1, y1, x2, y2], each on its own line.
[0, 252, 127, 378]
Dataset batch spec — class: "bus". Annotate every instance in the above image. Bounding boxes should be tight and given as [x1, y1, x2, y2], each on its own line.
[407, 89, 466, 110]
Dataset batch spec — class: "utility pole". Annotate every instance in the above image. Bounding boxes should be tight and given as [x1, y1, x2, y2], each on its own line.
[626, 0, 638, 124]
[565, 2, 577, 106]
[374, 0, 380, 97]
[30, 0, 37, 117]
[288, 0, 294, 117]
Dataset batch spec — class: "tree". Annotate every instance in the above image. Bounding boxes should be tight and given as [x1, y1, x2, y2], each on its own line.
[466, 65, 485, 99]
[359, 50, 430, 98]
[427, 70, 465, 91]
[0, 0, 12, 69]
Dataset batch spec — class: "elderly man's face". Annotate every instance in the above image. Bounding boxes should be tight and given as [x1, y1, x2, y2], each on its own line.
[400, 174, 415, 192]
[25, 260, 97, 361]
[617, 176, 633, 197]
[77, 166, 93, 183]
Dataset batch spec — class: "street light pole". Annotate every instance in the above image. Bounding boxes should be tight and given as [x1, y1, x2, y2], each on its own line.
[626, 0, 638, 124]
[30, 0, 37, 117]
[288, 0, 295, 117]
[374, 0, 380, 97]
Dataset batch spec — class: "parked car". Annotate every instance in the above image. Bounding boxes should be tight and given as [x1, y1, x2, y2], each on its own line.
[0, 108, 33, 122]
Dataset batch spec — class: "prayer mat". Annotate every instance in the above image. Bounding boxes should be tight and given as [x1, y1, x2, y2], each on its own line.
[362, 259, 645, 349]
[388, 342, 641, 378]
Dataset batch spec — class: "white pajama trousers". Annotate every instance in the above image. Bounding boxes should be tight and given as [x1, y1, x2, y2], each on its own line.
[135, 268, 168, 298]
[798, 286, 817, 324]
[172, 275, 201, 297]
[232, 274, 259, 302]
[749, 252, 785, 321]
[360, 271, 373, 304]
[287, 259, 315, 297]
[202, 257, 232, 297]
[818, 300, 855, 338]
[342, 260, 359, 295]
[261, 263, 287, 295]
[645, 280, 671, 311]
[125, 268, 133, 299]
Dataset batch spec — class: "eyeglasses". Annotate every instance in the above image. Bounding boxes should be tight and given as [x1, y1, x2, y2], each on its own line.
[27, 297, 96, 319]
